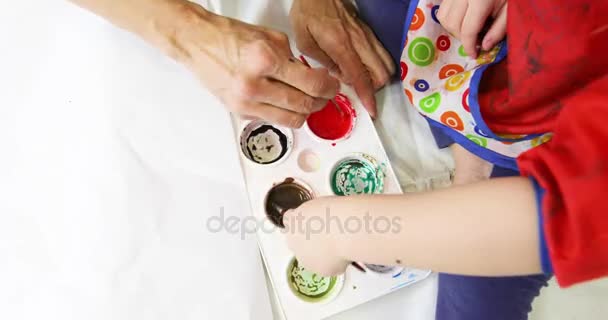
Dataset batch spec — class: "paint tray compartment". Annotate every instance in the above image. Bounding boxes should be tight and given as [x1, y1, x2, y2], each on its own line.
[230, 57, 431, 320]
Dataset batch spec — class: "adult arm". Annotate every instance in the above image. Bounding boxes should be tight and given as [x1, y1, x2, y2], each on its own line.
[70, 0, 340, 128]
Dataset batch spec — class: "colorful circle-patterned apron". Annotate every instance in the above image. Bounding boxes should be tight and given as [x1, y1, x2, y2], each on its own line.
[400, 0, 553, 170]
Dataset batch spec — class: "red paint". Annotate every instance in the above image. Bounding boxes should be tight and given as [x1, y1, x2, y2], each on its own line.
[306, 93, 355, 141]
[299, 55, 311, 67]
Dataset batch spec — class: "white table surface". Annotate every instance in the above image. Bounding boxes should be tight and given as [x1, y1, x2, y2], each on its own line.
[0, 1, 452, 319]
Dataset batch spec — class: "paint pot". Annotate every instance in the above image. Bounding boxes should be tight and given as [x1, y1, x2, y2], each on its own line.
[240, 120, 293, 165]
[297, 149, 321, 173]
[305, 94, 356, 142]
[287, 258, 344, 304]
[264, 178, 314, 228]
[364, 264, 404, 276]
[330, 154, 385, 196]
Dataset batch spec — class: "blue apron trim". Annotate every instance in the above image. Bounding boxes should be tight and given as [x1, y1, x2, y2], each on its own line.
[401, 0, 421, 50]
[531, 177, 554, 274]
[426, 118, 520, 171]
[426, 118, 455, 149]
[468, 44, 543, 142]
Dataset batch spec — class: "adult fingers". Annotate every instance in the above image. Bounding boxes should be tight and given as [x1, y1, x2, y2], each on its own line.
[254, 78, 327, 114]
[348, 26, 391, 92]
[310, 23, 377, 117]
[239, 101, 307, 129]
[270, 56, 340, 100]
[461, 3, 494, 58]
[239, 115, 258, 121]
[361, 21, 396, 88]
[482, 4, 507, 51]
[293, 27, 342, 77]
[238, 29, 339, 100]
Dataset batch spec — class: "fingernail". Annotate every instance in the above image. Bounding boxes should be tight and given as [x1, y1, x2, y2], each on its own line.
[482, 38, 493, 51]
[471, 45, 480, 58]
[368, 99, 378, 119]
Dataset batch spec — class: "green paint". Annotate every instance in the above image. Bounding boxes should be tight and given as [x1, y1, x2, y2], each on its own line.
[466, 134, 488, 147]
[419, 92, 441, 113]
[408, 37, 435, 67]
[331, 156, 384, 196]
[288, 259, 338, 302]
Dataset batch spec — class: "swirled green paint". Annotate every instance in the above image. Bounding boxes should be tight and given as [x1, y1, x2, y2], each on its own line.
[288, 259, 337, 302]
[331, 157, 383, 196]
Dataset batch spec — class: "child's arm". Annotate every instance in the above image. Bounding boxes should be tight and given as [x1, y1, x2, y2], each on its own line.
[283, 176, 542, 277]
[284, 0, 608, 286]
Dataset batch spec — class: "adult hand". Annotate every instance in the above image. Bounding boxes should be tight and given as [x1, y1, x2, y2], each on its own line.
[290, 0, 395, 118]
[176, 4, 340, 128]
[71, 0, 340, 128]
[437, 0, 507, 58]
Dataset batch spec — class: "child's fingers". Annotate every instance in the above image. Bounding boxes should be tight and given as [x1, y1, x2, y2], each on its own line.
[482, 4, 508, 51]
[461, 3, 494, 58]
[437, 0, 468, 39]
[435, 0, 453, 25]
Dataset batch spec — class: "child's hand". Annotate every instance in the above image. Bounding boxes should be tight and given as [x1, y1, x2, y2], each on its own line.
[282, 198, 351, 276]
[437, 0, 507, 58]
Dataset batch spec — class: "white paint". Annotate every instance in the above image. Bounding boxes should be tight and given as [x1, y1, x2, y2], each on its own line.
[297, 149, 321, 173]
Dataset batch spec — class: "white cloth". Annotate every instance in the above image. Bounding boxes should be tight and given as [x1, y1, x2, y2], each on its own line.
[0, 1, 449, 319]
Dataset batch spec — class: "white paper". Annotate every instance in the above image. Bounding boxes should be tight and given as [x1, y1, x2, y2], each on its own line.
[0, 0, 447, 319]
[1, 2, 271, 320]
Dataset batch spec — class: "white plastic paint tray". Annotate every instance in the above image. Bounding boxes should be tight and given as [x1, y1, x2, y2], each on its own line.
[231, 57, 431, 320]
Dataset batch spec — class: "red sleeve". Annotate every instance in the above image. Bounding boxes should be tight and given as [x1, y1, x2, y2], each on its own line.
[478, 0, 608, 135]
[518, 74, 608, 287]
[473, 0, 608, 287]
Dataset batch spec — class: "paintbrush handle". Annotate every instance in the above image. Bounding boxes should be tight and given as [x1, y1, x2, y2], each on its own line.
[351, 262, 367, 273]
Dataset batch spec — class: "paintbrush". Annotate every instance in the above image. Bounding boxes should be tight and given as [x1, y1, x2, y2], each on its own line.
[298, 55, 344, 116]
[351, 262, 367, 273]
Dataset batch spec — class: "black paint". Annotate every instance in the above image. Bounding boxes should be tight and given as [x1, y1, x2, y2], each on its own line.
[245, 124, 289, 164]
[265, 178, 313, 227]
